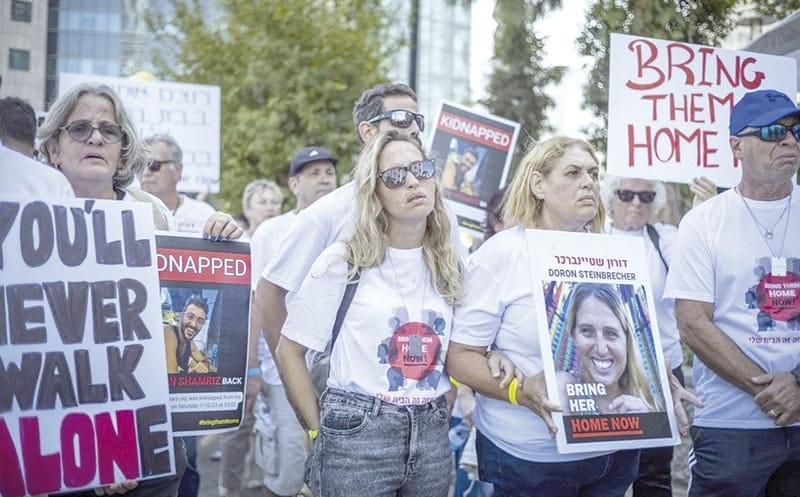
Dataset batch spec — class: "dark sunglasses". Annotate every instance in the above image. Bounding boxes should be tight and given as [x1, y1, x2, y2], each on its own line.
[737, 123, 800, 142]
[60, 119, 123, 144]
[368, 109, 425, 132]
[378, 159, 436, 189]
[616, 189, 656, 203]
[146, 160, 174, 172]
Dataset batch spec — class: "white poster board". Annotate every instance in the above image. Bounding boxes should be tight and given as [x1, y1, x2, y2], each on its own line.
[526, 229, 679, 454]
[607, 33, 797, 187]
[0, 198, 174, 495]
[58, 73, 221, 194]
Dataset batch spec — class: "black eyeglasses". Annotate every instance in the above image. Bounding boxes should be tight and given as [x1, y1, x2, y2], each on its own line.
[59, 119, 123, 144]
[378, 159, 436, 189]
[615, 189, 656, 203]
[146, 160, 174, 172]
[737, 123, 800, 142]
[367, 109, 425, 132]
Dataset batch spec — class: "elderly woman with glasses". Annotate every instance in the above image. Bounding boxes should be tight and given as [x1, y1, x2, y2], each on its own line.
[36, 82, 242, 497]
[275, 129, 462, 497]
[38, 82, 241, 240]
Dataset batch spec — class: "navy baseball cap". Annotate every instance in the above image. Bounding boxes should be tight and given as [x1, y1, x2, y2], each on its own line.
[729, 89, 800, 136]
[289, 146, 337, 176]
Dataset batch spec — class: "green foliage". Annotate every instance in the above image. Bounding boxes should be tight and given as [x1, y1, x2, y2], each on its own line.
[481, 0, 564, 174]
[577, 0, 741, 153]
[149, 0, 391, 212]
[753, 1, 800, 19]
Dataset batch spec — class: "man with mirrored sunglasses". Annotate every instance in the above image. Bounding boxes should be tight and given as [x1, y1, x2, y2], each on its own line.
[139, 134, 216, 233]
[665, 88, 800, 497]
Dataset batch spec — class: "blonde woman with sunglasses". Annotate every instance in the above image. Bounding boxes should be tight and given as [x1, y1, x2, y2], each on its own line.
[276, 130, 462, 497]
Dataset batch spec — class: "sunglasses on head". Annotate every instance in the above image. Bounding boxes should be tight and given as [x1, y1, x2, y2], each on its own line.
[378, 159, 436, 189]
[146, 160, 174, 172]
[616, 189, 656, 203]
[60, 119, 123, 144]
[367, 109, 425, 132]
[737, 123, 800, 142]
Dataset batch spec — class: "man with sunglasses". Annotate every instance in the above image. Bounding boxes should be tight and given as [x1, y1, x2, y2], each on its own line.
[138, 133, 216, 233]
[665, 89, 800, 497]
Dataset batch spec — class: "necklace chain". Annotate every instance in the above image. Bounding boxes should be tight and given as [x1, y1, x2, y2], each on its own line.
[736, 187, 792, 257]
[388, 251, 426, 322]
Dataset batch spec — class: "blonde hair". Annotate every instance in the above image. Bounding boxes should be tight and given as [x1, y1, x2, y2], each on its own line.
[344, 130, 463, 305]
[565, 283, 660, 411]
[504, 136, 605, 233]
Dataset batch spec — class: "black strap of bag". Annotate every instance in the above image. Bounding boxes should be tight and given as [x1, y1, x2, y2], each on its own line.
[645, 223, 669, 272]
[330, 264, 360, 350]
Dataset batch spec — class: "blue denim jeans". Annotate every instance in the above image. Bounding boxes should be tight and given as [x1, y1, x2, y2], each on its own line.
[476, 430, 639, 497]
[308, 388, 451, 497]
[688, 426, 800, 497]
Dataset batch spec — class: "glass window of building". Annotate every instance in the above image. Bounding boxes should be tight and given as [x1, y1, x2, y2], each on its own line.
[9, 48, 31, 70]
[11, 0, 32, 23]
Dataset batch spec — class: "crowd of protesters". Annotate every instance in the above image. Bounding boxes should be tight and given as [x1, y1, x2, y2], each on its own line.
[2, 79, 799, 497]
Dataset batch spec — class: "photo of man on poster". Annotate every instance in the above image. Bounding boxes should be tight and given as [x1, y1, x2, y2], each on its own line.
[164, 295, 212, 374]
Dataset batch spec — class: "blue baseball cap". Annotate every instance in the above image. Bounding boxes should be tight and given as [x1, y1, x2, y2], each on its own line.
[729, 89, 800, 136]
[289, 146, 337, 176]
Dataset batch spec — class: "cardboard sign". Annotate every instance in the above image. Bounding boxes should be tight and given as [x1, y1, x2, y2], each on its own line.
[429, 101, 520, 239]
[526, 229, 679, 453]
[58, 73, 221, 194]
[156, 233, 250, 435]
[607, 33, 797, 187]
[0, 198, 174, 496]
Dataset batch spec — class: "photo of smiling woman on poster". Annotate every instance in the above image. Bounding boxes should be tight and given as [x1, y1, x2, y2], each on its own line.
[555, 282, 661, 415]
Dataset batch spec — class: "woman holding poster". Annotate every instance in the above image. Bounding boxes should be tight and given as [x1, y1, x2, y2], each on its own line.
[556, 282, 658, 415]
[446, 136, 642, 497]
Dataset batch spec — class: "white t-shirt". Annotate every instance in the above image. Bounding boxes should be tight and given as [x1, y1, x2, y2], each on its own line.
[250, 210, 297, 385]
[609, 223, 684, 370]
[282, 243, 453, 404]
[451, 226, 609, 462]
[1, 144, 74, 198]
[664, 186, 800, 429]
[172, 194, 216, 233]
[265, 181, 466, 303]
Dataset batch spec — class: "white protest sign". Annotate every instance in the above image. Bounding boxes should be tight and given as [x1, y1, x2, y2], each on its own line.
[0, 198, 174, 495]
[58, 73, 221, 194]
[525, 229, 679, 454]
[607, 33, 797, 187]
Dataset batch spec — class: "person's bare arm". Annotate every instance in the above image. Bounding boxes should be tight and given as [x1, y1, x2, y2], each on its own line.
[254, 278, 288, 357]
[676, 299, 766, 395]
[245, 290, 268, 414]
[164, 327, 179, 374]
[275, 336, 319, 430]
[446, 342, 561, 437]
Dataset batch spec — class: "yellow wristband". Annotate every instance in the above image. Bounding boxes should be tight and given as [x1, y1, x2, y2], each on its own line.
[507, 377, 520, 405]
[449, 375, 461, 388]
[308, 429, 318, 440]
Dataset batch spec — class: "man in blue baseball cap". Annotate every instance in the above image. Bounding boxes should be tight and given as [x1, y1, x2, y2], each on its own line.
[666, 88, 800, 497]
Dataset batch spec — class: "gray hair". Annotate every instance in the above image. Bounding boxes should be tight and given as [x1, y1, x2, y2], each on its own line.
[241, 179, 283, 214]
[144, 133, 183, 164]
[352, 83, 417, 143]
[38, 82, 144, 190]
[600, 174, 667, 223]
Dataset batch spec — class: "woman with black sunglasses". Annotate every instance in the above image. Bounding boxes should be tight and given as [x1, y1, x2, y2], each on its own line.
[275, 129, 462, 497]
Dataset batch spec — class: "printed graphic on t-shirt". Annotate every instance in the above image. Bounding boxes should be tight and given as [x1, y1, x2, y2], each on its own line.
[746, 257, 800, 331]
[377, 307, 446, 391]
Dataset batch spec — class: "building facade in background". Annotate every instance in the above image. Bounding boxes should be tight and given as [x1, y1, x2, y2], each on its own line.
[1, 0, 48, 109]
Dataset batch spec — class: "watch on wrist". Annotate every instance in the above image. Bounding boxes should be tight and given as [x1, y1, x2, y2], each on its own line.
[791, 364, 800, 386]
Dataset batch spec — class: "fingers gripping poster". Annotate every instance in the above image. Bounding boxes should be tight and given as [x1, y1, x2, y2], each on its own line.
[0, 199, 174, 496]
[525, 230, 679, 453]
